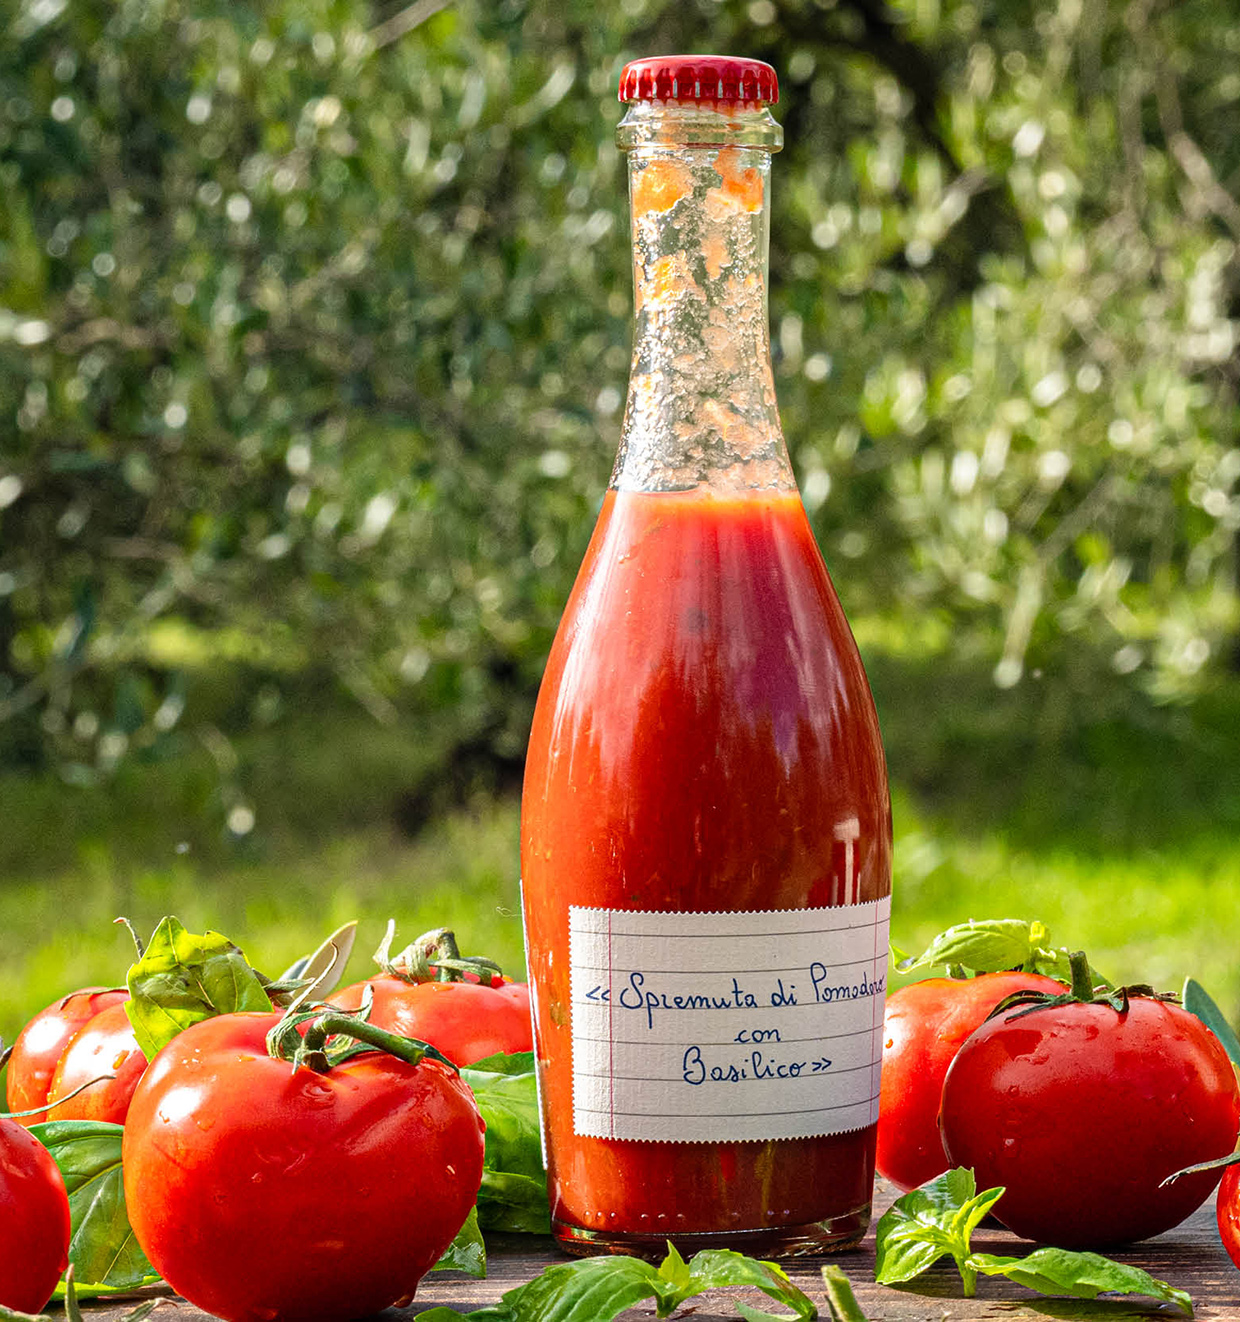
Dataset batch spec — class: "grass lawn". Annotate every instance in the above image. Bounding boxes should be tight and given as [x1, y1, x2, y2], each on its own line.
[891, 789, 1240, 1005]
[1, 659, 1238, 1048]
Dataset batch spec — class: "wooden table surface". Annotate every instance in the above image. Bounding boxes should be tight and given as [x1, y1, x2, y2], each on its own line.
[83, 1181, 1239, 1321]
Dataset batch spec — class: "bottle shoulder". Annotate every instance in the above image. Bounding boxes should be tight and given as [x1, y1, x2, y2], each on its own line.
[531, 486, 881, 744]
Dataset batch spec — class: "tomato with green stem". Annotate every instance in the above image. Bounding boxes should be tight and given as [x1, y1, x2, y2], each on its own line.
[122, 1007, 485, 1322]
[876, 969, 1066, 1191]
[8, 916, 352, 1128]
[0, 1114, 71, 1313]
[939, 952, 1240, 1248]
[330, 923, 532, 1066]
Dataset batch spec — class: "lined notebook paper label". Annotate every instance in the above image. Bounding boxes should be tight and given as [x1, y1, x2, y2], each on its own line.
[569, 897, 890, 1144]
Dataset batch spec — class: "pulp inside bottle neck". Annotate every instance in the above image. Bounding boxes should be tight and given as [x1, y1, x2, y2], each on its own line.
[613, 101, 794, 496]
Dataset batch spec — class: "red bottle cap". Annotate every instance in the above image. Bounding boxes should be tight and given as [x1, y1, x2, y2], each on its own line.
[619, 56, 779, 107]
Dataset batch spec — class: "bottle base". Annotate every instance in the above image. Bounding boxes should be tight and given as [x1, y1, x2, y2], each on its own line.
[551, 1203, 870, 1260]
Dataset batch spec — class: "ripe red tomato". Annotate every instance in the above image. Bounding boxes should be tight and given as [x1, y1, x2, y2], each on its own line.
[45, 1000, 147, 1123]
[939, 993, 1240, 1247]
[0, 1115, 71, 1313]
[122, 1010, 485, 1322]
[1218, 1164, 1240, 1269]
[6, 987, 128, 1125]
[876, 971, 1067, 1191]
[330, 974, 532, 1066]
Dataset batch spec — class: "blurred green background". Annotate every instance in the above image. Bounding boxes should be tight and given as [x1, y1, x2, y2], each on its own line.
[2, 0, 1239, 1044]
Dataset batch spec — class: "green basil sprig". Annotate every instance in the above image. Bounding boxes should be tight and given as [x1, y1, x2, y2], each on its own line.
[874, 1166, 1003, 1293]
[896, 917, 1081, 978]
[875, 1169, 1193, 1316]
[895, 917, 1113, 988]
[414, 1242, 819, 1322]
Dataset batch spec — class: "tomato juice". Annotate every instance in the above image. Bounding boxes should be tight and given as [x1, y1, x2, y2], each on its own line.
[521, 484, 891, 1254]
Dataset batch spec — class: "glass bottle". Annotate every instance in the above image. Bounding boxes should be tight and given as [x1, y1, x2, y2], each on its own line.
[520, 55, 892, 1259]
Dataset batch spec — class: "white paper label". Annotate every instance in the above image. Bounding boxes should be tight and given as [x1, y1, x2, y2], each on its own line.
[569, 897, 890, 1144]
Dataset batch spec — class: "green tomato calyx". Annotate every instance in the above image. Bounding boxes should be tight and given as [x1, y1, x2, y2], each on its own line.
[266, 1004, 458, 1076]
[988, 949, 1176, 1023]
[373, 920, 504, 986]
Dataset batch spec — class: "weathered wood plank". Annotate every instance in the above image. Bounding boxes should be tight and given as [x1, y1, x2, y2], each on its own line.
[80, 1181, 1237, 1320]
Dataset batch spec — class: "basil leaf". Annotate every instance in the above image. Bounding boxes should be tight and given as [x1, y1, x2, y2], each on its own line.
[27, 1120, 159, 1296]
[735, 1307, 806, 1322]
[1183, 977, 1240, 1069]
[874, 1169, 1194, 1316]
[970, 1249, 1194, 1316]
[432, 1206, 487, 1278]
[412, 1243, 821, 1322]
[461, 1052, 549, 1234]
[681, 1251, 816, 1321]
[497, 1254, 664, 1321]
[467, 1050, 540, 1076]
[462, 1053, 544, 1179]
[873, 1216, 956, 1285]
[659, 1241, 693, 1299]
[897, 919, 1047, 974]
[948, 1182, 1006, 1246]
[874, 1168, 1004, 1289]
[124, 916, 271, 1059]
[476, 1172, 552, 1235]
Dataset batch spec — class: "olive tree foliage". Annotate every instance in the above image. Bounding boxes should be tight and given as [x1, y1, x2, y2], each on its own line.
[0, 0, 1237, 782]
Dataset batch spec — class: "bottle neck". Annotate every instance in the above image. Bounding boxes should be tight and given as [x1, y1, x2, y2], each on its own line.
[614, 101, 792, 494]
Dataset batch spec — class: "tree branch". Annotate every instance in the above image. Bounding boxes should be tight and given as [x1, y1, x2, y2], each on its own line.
[1154, 62, 1240, 240]
[369, 0, 453, 50]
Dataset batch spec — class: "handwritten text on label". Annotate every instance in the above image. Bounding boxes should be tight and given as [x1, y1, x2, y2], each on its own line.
[569, 898, 891, 1143]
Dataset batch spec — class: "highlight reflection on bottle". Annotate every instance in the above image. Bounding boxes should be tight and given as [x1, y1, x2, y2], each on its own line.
[520, 56, 892, 1258]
